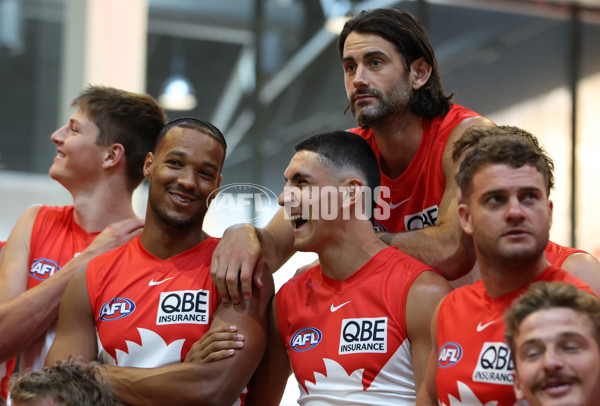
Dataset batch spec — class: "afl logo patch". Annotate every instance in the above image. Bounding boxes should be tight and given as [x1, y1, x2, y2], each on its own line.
[438, 342, 463, 368]
[291, 327, 322, 352]
[99, 298, 136, 321]
[30, 258, 60, 281]
[372, 221, 387, 233]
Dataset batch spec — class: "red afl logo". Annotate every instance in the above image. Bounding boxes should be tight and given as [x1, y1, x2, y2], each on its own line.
[438, 342, 463, 368]
[291, 327, 322, 352]
[30, 258, 60, 281]
[99, 298, 136, 321]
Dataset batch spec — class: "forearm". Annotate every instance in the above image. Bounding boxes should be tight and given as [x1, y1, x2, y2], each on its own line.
[99, 361, 246, 406]
[256, 209, 295, 273]
[379, 222, 475, 280]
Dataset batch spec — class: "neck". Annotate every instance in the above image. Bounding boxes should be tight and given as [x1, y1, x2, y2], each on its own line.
[71, 181, 137, 233]
[370, 112, 424, 179]
[317, 220, 387, 281]
[140, 213, 208, 260]
[478, 254, 550, 299]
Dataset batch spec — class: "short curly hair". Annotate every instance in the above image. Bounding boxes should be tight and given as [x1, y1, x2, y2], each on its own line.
[10, 361, 120, 406]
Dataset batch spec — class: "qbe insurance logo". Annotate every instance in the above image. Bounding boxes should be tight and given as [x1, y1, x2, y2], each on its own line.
[208, 183, 278, 223]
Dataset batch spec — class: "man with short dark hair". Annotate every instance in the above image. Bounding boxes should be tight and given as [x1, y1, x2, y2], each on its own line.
[418, 135, 594, 406]
[242, 131, 451, 405]
[47, 118, 273, 406]
[504, 281, 600, 406]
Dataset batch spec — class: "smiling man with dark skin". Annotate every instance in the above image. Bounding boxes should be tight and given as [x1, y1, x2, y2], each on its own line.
[46, 118, 273, 406]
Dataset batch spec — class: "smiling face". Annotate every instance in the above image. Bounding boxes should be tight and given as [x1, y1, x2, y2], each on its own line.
[277, 150, 344, 253]
[458, 163, 552, 267]
[144, 126, 223, 230]
[513, 308, 600, 406]
[342, 31, 413, 128]
[48, 109, 105, 190]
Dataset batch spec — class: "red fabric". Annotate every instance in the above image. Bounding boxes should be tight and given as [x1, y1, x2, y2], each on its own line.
[350, 104, 481, 233]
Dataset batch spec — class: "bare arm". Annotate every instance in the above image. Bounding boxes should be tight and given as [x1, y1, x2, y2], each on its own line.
[380, 117, 494, 280]
[97, 269, 275, 406]
[45, 268, 98, 365]
[245, 297, 292, 406]
[211, 208, 295, 303]
[561, 252, 600, 297]
[405, 271, 451, 392]
[0, 210, 143, 364]
[416, 301, 442, 406]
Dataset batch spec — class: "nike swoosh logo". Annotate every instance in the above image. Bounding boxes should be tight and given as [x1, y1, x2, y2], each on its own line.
[390, 197, 411, 209]
[330, 301, 351, 312]
[149, 277, 173, 286]
[476, 321, 495, 332]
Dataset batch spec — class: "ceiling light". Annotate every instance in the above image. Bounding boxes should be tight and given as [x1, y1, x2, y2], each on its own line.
[159, 74, 197, 111]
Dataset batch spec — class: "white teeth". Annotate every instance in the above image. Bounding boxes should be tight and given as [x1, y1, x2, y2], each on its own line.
[173, 194, 193, 203]
[57, 153, 65, 158]
[290, 214, 305, 221]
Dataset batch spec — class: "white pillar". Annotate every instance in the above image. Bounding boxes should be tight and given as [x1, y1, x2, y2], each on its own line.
[60, 0, 148, 120]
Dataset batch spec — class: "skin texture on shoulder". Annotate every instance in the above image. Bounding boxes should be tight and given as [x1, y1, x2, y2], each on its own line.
[561, 252, 600, 297]
[406, 270, 453, 392]
[416, 300, 442, 406]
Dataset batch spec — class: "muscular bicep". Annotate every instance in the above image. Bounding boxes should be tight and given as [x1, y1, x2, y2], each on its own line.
[245, 297, 292, 406]
[203, 268, 275, 400]
[45, 268, 97, 366]
[416, 301, 442, 406]
[0, 205, 41, 301]
[406, 271, 452, 391]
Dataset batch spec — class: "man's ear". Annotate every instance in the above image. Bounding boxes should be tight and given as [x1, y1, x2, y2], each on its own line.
[103, 143, 125, 169]
[457, 202, 473, 236]
[512, 369, 525, 401]
[207, 174, 223, 208]
[143, 152, 154, 179]
[409, 57, 432, 91]
[548, 199, 553, 229]
[341, 179, 366, 212]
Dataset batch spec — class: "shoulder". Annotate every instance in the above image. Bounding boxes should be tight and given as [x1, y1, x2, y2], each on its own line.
[409, 270, 452, 300]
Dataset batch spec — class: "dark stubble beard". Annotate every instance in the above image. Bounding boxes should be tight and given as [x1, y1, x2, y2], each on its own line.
[350, 79, 411, 128]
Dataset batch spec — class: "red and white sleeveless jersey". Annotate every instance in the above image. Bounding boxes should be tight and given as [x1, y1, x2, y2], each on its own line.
[277, 247, 433, 405]
[22, 206, 99, 373]
[87, 236, 221, 366]
[349, 104, 481, 233]
[435, 265, 593, 406]
[545, 240, 586, 267]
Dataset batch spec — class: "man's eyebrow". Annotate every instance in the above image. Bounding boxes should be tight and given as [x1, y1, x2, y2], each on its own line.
[165, 150, 219, 172]
[284, 172, 311, 183]
[343, 50, 388, 63]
